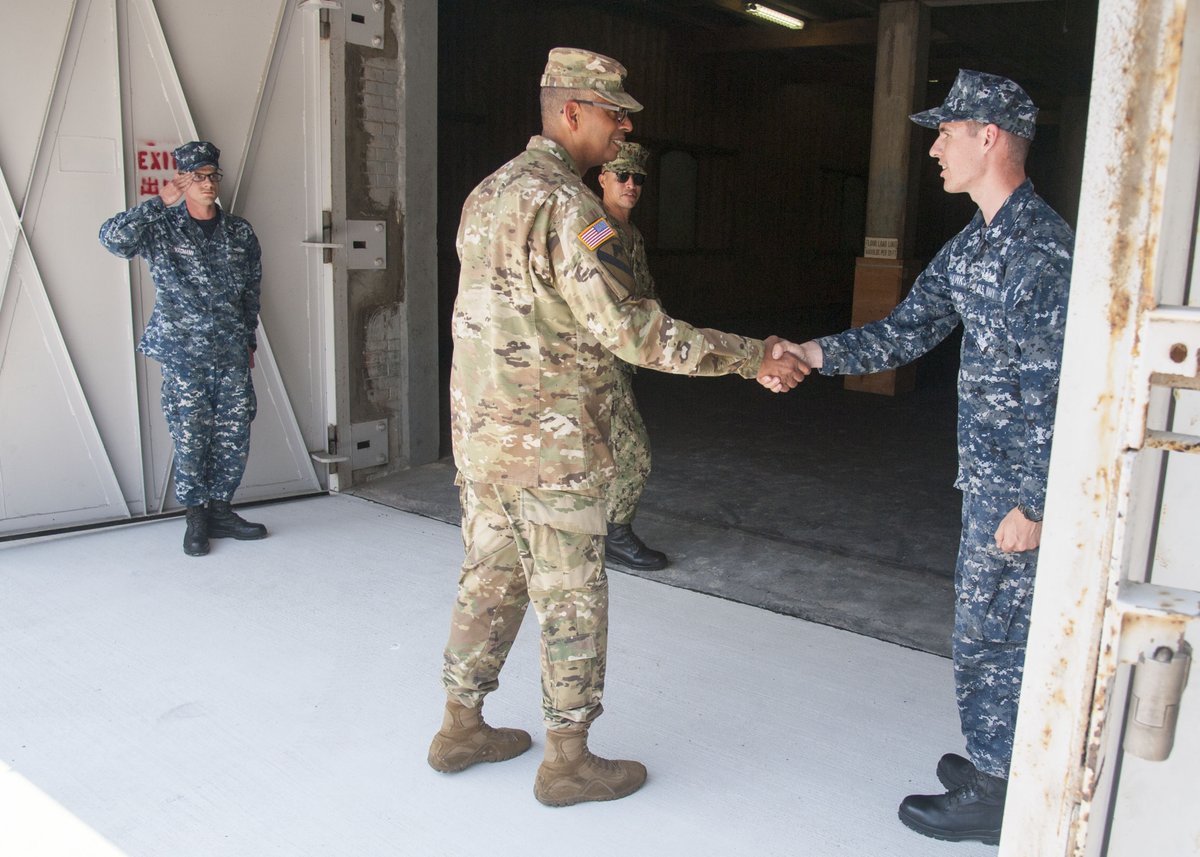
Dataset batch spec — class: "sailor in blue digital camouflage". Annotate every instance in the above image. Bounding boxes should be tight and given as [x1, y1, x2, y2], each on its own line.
[99, 140, 268, 556]
[765, 69, 1073, 844]
[428, 47, 808, 808]
[596, 142, 668, 571]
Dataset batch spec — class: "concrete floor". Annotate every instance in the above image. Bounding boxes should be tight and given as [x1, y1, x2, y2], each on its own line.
[0, 494, 994, 857]
[354, 327, 965, 656]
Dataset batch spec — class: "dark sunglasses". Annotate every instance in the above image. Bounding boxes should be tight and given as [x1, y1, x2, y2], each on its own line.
[614, 172, 645, 186]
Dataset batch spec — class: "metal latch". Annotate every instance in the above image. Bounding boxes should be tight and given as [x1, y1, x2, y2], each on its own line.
[346, 220, 386, 269]
[301, 210, 341, 264]
[345, 0, 384, 48]
[1124, 642, 1192, 761]
[350, 419, 388, 469]
[311, 424, 349, 468]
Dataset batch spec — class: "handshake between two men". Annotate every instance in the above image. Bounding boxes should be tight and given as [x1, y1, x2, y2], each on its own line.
[756, 337, 822, 393]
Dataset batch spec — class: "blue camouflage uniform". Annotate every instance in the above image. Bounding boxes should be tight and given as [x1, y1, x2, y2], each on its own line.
[98, 184, 261, 507]
[817, 178, 1073, 778]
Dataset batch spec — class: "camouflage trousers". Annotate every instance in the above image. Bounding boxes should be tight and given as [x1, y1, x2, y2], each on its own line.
[160, 360, 257, 507]
[441, 479, 609, 729]
[953, 491, 1038, 779]
[606, 368, 651, 525]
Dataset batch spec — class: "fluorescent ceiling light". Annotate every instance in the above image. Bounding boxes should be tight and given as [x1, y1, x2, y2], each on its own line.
[744, 3, 805, 30]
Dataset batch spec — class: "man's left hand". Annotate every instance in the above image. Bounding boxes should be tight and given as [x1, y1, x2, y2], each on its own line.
[995, 507, 1042, 552]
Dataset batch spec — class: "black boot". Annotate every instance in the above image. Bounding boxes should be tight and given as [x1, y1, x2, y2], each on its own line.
[935, 752, 978, 790]
[207, 500, 268, 540]
[898, 768, 1006, 845]
[183, 505, 210, 556]
[604, 523, 667, 571]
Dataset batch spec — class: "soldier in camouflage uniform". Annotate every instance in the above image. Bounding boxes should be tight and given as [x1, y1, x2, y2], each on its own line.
[99, 141, 268, 557]
[767, 70, 1073, 844]
[428, 47, 808, 807]
[596, 142, 668, 571]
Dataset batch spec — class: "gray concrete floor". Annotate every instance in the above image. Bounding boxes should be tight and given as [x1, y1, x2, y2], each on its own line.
[0, 494, 994, 857]
[353, 324, 964, 656]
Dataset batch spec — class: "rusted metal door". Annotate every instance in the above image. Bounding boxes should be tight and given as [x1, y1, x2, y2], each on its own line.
[1002, 0, 1200, 854]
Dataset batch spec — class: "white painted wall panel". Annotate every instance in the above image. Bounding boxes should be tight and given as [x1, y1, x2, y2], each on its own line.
[227, 7, 330, 456]
[0, 0, 74, 212]
[0, 166, 127, 533]
[22, 0, 146, 514]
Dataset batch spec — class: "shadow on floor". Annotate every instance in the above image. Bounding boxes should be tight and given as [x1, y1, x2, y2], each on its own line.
[352, 311, 965, 656]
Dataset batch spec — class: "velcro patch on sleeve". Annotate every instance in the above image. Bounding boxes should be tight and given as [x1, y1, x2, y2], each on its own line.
[577, 217, 616, 251]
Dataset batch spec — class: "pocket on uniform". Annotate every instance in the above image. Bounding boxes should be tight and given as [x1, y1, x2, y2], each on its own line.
[246, 376, 258, 423]
[962, 544, 1037, 643]
[519, 487, 606, 535]
[458, 481, 516, 570]
[546, 633, 597, 663]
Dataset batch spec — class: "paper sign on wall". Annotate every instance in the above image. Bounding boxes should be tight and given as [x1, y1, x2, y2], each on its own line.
[864, 237, 899, 259]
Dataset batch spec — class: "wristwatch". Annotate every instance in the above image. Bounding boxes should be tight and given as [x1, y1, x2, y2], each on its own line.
[1016, 502, 1043, 523]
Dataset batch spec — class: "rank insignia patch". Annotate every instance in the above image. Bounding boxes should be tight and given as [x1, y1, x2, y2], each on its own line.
[577, 217, 616, 251]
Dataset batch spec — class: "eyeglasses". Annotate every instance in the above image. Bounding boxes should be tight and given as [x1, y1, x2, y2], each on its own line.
[575, 100, 629, 124]
[190, 171, 223, 184]
[614, 172, 645, 186]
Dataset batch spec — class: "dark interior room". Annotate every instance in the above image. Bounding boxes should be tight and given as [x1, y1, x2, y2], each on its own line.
[357, 0, 1099, 654]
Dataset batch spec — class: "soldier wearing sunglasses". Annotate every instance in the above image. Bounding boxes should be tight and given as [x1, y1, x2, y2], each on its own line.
[596, 143, 667, 571]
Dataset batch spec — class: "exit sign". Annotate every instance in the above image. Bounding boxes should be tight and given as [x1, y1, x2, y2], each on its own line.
[135, 140, 181, 202]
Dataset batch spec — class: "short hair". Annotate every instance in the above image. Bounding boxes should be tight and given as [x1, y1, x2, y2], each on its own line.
[1005, 133, 1031, 167]
[540, 87, 594, 127]
[962, 120, 1030, 167]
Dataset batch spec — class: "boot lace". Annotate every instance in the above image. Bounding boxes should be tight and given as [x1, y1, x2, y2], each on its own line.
[585, 750, 626, 773]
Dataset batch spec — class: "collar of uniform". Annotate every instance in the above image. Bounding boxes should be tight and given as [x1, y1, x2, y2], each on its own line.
[981, 178, 1035, 245]
[526, 135, 580, 177]
[170, 201, 224, 226]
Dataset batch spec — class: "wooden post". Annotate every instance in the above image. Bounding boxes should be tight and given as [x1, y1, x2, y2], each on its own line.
[847, 0, 928, 395]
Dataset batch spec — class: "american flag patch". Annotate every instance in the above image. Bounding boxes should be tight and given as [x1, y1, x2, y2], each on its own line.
[577, 217, 616, 251]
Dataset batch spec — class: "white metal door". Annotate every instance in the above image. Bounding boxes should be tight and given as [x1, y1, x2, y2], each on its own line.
[1003, 0, 1200, 854]
[0, 0, 327, 536]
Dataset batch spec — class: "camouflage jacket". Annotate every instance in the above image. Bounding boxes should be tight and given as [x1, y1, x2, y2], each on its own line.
[610, 217, 659, 375]
[98, 196, 261, 370]
[818, 180, 1073, 516]
[452, 135, 764, 490]
[611, 218, 657, 302]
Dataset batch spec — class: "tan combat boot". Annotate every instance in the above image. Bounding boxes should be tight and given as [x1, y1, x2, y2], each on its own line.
[533, 725, 647, 806]
[427, 699, 532, 773]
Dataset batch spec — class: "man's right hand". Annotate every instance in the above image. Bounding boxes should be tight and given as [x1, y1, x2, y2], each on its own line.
[158, 172, 189, 207]
[758, 338, 822, 392]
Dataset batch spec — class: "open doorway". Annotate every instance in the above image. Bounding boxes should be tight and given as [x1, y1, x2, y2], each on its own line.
[370, 0, 1100, 653]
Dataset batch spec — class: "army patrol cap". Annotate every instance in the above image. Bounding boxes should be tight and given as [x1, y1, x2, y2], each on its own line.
[173, 141, 221, 172]
[541, 47, 644, 113]
[910, 69, 1038, 140]
[603, 142, 649, 176]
